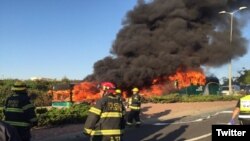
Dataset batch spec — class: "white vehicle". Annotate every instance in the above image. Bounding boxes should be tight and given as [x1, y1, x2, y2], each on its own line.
[220, 85, 240, 95]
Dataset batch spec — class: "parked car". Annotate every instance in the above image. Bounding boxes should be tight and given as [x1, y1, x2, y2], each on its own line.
[240, 84, 250, 94]
[220, 85, 240, 95]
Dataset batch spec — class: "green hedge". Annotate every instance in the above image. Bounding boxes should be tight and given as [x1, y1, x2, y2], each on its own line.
[37, 104, 90, 127]
[144, 94, 242, 103]
[0, 108, 3, 120]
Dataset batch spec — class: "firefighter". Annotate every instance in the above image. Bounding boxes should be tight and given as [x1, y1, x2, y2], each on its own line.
[115, 89, 125, 104]
[115, 89, 122, 99]
[83, 82, 126, 141]
[3, 81, 37, 141]
[229, 94, 250, 125]
[126, 87, 142, 128]
[115, 89, 128, 121]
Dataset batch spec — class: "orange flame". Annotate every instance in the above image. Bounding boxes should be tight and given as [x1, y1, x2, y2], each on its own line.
[49, 90, 71, 102]
[49, 82, 101, 103]
[141, 84, 165, 97]
[141, 68, 206, 96]
[72, 82, 100, 102]
[169, 68, 206, 89]
[49, 68, 206, 103]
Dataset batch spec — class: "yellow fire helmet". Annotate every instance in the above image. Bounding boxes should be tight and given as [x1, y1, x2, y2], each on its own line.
[11, 81, 27, 91]
[115, 89, 122, 94]
[132, 87, 139, 92]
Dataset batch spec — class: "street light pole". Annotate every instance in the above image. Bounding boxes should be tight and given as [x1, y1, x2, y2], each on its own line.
[219, 6, 247, 95]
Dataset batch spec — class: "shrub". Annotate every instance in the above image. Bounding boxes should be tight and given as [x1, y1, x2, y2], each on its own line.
[145, 94, 181, 103]
[144, 94, 242, 103]
[37, 103, 90, 127]
[0, 108, 3, 120]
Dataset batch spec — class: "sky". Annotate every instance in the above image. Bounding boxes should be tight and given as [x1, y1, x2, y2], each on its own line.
[0, 0, 250, 81]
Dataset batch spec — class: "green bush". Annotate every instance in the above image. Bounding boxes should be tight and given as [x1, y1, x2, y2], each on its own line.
[37, 103, 90, 127]
[0, 80, 15, 106]
[35, 107, 48, 114]
[145, 94, 181, 103]
[29, 89, 52, 107]
[144, 94, 242, 103]
[0, 108, 3, 120]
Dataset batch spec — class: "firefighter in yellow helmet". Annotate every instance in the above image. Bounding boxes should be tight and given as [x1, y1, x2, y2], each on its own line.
[83, 82, 126, 141]
[3, 81, 37, 141]
[126, 87, 142, 128]
[115, 89, 126, 103]
[115, 89, 122, 99]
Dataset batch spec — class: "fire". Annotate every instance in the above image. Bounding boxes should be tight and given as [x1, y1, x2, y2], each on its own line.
[49, 89, 71, 101]
[140, 68, 206, 96]
[141, 76, 172, 97]
[141, 84, 165, 97]
[48, 81, 101, 103]
[49, 68, 206, 103]
[72, 82, 100, 102]
[169, 68, 206, 89]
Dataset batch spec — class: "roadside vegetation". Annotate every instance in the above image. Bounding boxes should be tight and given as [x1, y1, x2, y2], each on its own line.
[144, 94, 242, 103]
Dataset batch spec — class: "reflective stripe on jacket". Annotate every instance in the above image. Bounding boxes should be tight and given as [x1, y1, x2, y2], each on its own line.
[3, 92, 37, 128]
[83, 94, 126, 136]
[128, 93, 141, 110]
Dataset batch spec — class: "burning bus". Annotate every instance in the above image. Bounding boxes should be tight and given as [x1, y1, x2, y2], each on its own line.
[48, 68, 219, 108]
[49, 76, 220, 107]
[49, 82, 100, 107]
[49, 83, 74, 107]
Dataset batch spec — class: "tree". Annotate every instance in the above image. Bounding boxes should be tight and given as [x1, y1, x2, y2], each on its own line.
[237, 69, 250, 85]
[221, 77, 229, 86]
[61, 76, 70, 83]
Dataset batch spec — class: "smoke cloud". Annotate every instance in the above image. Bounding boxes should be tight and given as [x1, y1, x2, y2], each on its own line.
[85, 0, 250, 89]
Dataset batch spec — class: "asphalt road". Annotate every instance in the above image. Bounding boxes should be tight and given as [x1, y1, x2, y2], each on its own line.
[121, 111, 233, 141]
[36, 110, 235, 141]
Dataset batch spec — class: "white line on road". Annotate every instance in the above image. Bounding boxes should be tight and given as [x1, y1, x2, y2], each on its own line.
[184, 133, 211, 141]
[152, 110, 233, 125]
[151, 111, 233, 141]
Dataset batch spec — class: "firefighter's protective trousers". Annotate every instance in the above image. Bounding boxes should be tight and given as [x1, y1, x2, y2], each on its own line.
[127, 93, 141, 126]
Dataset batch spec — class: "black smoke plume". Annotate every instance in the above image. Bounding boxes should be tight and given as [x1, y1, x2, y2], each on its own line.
[85, 0, 250, 89]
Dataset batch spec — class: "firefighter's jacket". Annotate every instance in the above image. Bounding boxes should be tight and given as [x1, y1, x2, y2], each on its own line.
[238, 95, 250, 120]
[83, 93, 126, 136]
[3, 92, 37, 138]
[128, 93, 141, 110]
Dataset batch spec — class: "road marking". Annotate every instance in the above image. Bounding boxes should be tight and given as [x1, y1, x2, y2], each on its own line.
[152, 110, 233, 125]
[184, 133, 211, 141]
[151, 110, 233, 141]
[219, 110, 232, 114]
[152, 118, 204, 125]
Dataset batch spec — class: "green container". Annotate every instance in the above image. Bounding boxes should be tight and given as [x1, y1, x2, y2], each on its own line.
[52, 101, 73, 108]
[179, 85, 204, 95]
[203, 82, 220, 95]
